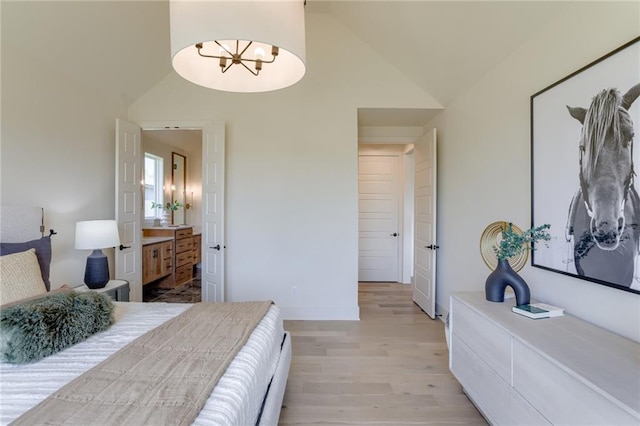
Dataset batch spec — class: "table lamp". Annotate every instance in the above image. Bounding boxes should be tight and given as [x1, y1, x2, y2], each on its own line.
[75, 220, 121, 289]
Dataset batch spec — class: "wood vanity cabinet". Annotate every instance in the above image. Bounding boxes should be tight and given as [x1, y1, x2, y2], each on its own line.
[142, 241, 172, 285]
[192, 234, 202, 265]
[143, 226, 193, 288]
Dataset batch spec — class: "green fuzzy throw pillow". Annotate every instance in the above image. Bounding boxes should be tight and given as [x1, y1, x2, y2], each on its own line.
[0, 290, 115, 364]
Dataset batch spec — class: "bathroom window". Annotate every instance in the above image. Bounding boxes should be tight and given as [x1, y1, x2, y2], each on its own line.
[144, 153, 164, 219]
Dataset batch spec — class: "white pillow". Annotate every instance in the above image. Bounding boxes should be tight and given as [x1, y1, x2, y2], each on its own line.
[0, 249, 47, 306]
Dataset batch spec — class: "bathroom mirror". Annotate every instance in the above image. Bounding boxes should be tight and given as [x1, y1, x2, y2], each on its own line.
[171, 152, 186, 225]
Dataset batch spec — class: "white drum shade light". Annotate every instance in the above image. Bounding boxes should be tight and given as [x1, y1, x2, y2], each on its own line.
[75, 220, 121, 289]
[170, 0, 306, 93]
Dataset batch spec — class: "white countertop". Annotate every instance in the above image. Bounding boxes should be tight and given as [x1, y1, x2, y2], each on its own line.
[143, 225, 192, 230]
[142, 236, 174, 245]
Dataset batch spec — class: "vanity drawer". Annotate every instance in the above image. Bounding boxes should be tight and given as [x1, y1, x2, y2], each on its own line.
[176, 250, 193, 268]
[175, 264, 192, 285]
[176, 228, 192, 240]
[175, 238, 193, 254]
[162, 242, 173, 258]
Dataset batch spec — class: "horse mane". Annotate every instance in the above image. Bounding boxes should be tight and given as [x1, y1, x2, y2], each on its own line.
[581, 88, 623, 183]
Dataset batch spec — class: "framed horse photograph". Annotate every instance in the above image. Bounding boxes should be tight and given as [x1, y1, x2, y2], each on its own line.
[531, 36, 640, 295]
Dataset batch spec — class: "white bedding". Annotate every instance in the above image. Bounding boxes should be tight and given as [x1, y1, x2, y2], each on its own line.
[0, 302, 285, 426]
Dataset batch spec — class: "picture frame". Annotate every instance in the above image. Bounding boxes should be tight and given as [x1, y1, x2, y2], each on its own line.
[531, 36, 640, 295]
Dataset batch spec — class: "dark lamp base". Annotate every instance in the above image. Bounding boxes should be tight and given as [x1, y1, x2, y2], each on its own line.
[84, 249, 110, 289]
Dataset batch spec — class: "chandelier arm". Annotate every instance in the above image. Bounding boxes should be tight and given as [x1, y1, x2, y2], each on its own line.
[259, 55, 277, 64]
[197, 43, 230, 60]
[220, 62, 234, 74]
[214, 41, 234, 57]
[230, 57, 270, 64]
[239, 41, 253, 57]
[238, 55, 277, 65]
[238, 60, 259, 76]
[197, 51, 230, 60]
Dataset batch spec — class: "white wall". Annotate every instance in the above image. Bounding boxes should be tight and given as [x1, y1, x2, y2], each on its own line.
[1, 45, 128, 287]
[430, 2, 640, 341]
[8, 3, 632, 338]
[129, 12, 440, 319]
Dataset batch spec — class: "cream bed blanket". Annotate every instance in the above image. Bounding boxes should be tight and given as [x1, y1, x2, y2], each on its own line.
[11, 301, 272, 426]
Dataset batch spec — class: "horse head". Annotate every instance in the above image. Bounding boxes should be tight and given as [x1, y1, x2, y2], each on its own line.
[567, 83, 640, 251]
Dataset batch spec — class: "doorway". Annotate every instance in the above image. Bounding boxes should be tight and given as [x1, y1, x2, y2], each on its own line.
[141, 129, 202, 302]
[358, 144, 414, 284]
[116, 119, 225, 303]
[357, 129, 438, 319]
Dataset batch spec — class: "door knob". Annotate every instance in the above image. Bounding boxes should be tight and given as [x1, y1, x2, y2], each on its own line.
[390, 233, 398, 237]
[211, 244, 221, 251]
[425, 244, 440, 250]
[119, 244, 131, 251]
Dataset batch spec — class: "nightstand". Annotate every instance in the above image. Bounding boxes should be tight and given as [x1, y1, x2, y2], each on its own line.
[74, 279, 130, 302]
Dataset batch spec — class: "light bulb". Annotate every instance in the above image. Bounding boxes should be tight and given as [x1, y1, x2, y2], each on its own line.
[254, 47, 265, 59]
[219, 44, 231, 55]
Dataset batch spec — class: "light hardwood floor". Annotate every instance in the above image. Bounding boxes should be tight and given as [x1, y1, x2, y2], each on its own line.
[279, 282, 486, 426]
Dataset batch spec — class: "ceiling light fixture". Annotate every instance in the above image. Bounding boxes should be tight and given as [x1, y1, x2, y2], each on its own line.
[170, 0, 306, 93]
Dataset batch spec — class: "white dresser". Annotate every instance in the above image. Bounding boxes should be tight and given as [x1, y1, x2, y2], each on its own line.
[449, 292, 640, 425]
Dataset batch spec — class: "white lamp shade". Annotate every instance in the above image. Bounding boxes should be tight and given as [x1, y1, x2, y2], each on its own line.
[75, 220, 121, 250]
[170, 0, 306, 92]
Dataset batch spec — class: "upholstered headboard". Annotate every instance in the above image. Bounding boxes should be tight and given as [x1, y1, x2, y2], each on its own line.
[0, 206, 45, 242]
[0, 206, 53, 292]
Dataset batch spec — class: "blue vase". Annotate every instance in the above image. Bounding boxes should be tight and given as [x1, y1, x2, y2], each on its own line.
[485, 259, 530, 306]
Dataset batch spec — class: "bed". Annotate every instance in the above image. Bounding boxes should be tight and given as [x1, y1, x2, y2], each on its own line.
[0, 206, 291, 425]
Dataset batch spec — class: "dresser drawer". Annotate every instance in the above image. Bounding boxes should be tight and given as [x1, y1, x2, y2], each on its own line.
[513, 339, 638, 425]
[176, 228, 192, 240]
[451, 334, 549, 425]
[175, 238, 192, 254]
[451, 297, 512, 382]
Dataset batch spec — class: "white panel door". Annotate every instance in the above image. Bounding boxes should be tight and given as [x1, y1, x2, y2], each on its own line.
[202, 122, 225, 302]
[413, 128, 437, 318]
[115, 119, 142, 302]
[358, 155, 400, 282]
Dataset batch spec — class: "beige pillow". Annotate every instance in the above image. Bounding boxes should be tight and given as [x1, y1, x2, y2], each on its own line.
[0, 249, 47, 306]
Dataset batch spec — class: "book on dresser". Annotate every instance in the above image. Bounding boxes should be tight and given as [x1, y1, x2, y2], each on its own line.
[512, 302, 564, 319]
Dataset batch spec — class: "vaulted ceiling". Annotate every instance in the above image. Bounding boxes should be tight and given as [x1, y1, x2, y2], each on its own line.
[2, 1, 570, 126]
